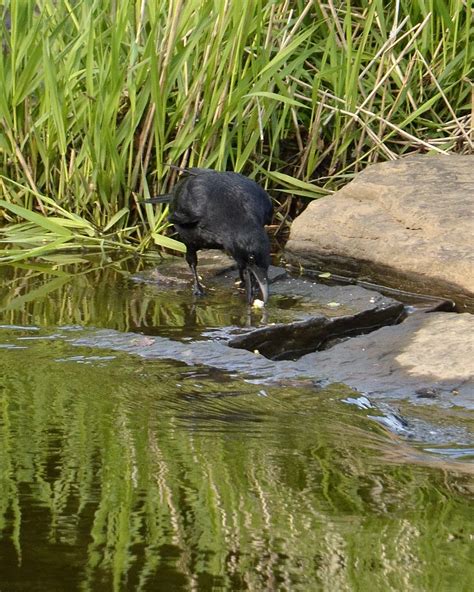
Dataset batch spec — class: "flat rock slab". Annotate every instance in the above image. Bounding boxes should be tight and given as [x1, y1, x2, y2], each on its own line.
[285, 155, 474, 311]
[294, 312, 474, 410]
[132, 251, 290, 294]
[127, 252, 473, 411]
[66, 311, 473, 411]
[228, 276, 404, 359]
[133, 255, 404, 340]
[131, 250, 238, 286]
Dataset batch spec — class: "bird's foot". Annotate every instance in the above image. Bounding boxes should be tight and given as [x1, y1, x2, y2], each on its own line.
[193, 285, 206, 297]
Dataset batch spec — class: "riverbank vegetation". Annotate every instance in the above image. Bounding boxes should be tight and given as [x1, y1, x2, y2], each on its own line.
[0, 0, 472, 262]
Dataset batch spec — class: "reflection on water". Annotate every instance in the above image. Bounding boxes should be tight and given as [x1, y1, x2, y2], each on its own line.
[0, 255, 351, 341]
[0, 255, 229, 339]
[0, 258, 473, 591]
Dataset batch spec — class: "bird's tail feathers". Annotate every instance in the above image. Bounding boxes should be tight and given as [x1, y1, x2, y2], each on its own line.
[164, 163, 213, 176]
[142, 193, 172, 204]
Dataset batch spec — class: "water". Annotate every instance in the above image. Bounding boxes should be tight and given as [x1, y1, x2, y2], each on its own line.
[0, 257, 473, 591]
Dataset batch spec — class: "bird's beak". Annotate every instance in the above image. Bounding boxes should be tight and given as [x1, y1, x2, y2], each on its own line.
[247, 264, 269, 305]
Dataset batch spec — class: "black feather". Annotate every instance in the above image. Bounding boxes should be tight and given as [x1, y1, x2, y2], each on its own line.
[167, 164, 217, 177]
[146, 168, 273, 304]
[142, 193, 173, 204]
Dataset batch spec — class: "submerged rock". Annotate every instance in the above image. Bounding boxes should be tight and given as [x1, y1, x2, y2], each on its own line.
[285, 155, 474, 311]
[294, 312, 474, 410]
[114, 254, 473, 411]
[228, 277, 404, 359]
[67, 309, 473, 410]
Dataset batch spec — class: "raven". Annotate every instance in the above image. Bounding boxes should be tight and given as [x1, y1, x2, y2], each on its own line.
[143, 167, 273, 304]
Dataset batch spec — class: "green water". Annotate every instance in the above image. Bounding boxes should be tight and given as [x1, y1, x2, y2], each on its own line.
[0, 258, 473, 591]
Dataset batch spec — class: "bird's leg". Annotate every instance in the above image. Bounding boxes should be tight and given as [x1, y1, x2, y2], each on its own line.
[236, 266, 245, 290]
[185, 248, 205, 296]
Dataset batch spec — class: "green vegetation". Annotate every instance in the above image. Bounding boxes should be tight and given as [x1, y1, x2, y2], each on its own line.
[0, 0, 472, 262]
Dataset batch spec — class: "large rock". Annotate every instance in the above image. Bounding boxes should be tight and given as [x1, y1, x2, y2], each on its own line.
[294, 312, 474, 410]
[285, 155, 474, 311]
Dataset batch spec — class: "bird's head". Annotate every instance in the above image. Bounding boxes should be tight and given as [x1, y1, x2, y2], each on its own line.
[232, 233, 271, 305]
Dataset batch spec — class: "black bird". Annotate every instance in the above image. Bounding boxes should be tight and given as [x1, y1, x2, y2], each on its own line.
[143, 167, 273, 304]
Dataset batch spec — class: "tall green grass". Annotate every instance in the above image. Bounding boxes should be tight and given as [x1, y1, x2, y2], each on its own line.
[0, 0, 472, 261]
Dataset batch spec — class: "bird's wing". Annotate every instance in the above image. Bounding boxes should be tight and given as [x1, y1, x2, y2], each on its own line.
[168, 210, 200, 227]
[262, 197, 273, 225]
